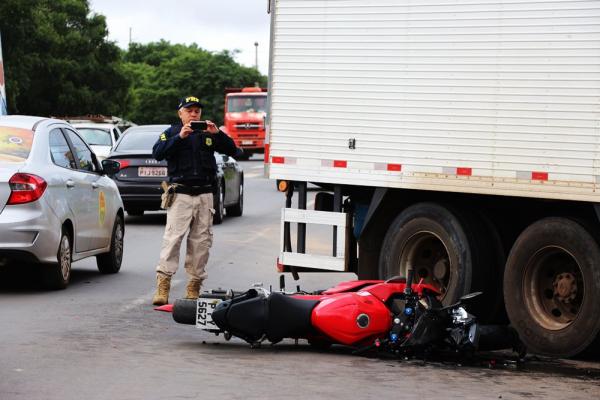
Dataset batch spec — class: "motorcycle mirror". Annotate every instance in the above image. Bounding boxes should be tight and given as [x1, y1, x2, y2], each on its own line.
[439, 291, 484, 311]
[460, 291, 483, 301]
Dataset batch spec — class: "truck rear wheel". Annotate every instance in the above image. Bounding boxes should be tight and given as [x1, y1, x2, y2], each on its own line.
[504, 217, 600, 357]
[378, 203, 497, 319]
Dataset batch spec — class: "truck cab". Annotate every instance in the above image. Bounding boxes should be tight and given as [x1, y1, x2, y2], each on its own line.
[223, 87, 267, 159]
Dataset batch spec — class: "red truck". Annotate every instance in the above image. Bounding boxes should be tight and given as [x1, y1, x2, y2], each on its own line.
[223, 87, 267, 159]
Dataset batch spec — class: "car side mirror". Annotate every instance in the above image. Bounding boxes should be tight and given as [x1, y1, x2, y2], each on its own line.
[101, 159, 120, 175]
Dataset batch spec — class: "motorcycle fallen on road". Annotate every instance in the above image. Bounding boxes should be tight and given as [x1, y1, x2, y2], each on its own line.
[157, 270, 525, 359]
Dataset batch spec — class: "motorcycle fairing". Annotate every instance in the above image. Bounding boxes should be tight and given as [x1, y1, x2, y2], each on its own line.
[311, 292, 392, 346]
[321, 280, 383, 295]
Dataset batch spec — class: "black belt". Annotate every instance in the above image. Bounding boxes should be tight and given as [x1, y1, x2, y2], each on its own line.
[173, 184, 213, 196]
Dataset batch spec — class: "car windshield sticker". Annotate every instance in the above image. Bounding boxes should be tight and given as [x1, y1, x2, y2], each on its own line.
[99, 191, 106, 226]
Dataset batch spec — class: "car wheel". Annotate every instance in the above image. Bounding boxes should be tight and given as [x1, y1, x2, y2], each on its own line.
[126, 209, 144, 217]
[43, 229, 72, 290]
[226, 176, 243, 217]
[213, 180, 224, 225]
[96, 214, 124, 274]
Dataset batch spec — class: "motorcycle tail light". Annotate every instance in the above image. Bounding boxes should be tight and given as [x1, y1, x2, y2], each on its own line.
[7, 173, 48, 205]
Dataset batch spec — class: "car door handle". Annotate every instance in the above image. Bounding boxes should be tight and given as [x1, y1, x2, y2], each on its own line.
[92, 182, 99, 189]
[66, 180, 75, 188]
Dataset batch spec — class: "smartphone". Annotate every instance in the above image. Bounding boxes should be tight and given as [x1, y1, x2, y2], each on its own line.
[190, 121, 208, 131]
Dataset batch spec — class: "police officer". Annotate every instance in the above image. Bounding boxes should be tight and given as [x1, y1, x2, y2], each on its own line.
[151, 96, 241, 306]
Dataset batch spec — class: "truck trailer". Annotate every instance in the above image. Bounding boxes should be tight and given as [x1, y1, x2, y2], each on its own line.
[265, 0, 600, 357]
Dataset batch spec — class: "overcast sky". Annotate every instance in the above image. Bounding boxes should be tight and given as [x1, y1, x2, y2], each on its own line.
[89, 0, 271, 74]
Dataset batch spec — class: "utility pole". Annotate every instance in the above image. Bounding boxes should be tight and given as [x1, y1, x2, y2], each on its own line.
[254, 42, 259, 70]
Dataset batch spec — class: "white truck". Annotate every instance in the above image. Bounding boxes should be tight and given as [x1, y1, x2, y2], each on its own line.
[264, 0, 600, 357]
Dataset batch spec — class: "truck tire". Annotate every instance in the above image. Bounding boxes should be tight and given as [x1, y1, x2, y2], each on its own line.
[504, 217, 600, 357]
[378, 203, 498, 320]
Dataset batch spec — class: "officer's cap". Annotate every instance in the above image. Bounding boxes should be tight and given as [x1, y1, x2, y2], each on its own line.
[178, 96, 203, 110]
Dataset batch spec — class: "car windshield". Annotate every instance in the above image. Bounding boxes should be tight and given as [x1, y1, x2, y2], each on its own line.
[227, 95, 267, 113]
[116, 131, 161, 152]
[0, 126, 34, 162]
[77, 128, 112, 146]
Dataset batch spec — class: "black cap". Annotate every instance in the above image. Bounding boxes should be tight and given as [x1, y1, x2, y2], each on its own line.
[178, 96, 203, 110]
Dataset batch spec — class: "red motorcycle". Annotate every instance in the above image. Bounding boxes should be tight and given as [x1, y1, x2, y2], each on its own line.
[161, 271, 523, 357]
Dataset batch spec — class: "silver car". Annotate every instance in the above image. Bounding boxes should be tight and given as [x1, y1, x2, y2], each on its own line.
[0, 115, 125, 289]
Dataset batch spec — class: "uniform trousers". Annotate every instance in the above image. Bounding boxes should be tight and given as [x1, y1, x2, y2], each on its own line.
[156, 192, 214, 281]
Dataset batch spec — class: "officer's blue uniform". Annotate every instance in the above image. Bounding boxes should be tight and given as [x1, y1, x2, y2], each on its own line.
[152, 124, 239, 190]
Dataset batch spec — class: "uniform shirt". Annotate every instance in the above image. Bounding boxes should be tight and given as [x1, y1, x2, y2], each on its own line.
[152, 124, 240, 186]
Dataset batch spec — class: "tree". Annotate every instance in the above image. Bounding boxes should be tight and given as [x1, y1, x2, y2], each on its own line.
[123, 41, 267, 125]
[0, 0, 130, 116]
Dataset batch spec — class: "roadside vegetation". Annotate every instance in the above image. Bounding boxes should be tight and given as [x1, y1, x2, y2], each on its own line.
[0, 0, 267, 124]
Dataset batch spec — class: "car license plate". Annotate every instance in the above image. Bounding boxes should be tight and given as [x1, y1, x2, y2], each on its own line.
[138, 167, 167, 177]
[196, 297, 222, 331]
[242, 140, 253, 145]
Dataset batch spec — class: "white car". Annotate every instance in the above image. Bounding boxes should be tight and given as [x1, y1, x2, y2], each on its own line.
[0, 115, 125, 289]
[71, 122, 122, 161]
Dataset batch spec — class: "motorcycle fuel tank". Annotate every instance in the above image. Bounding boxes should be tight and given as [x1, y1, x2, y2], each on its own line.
[311, 291, 391, 346]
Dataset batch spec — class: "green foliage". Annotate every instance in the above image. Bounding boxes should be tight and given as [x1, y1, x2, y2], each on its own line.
[123, 41, 267, 125]
[0, 0, 130, 116]
[0, 1, 267, 123]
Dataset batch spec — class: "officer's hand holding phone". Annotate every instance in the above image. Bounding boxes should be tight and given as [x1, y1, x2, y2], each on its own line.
[190, 121, 208, 131]
[205, 120, 219, 134]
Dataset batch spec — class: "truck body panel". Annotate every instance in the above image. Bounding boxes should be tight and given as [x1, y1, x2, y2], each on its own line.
[267, 0, 600, 203]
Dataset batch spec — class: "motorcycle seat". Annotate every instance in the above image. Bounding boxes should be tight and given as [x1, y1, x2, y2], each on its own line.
[266, 293, 319, 343]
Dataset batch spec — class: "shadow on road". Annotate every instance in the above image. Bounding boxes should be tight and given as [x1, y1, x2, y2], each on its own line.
[125, 213, 166, 225]
[176, 339, 600, 380]
[0, 263, 116, 293]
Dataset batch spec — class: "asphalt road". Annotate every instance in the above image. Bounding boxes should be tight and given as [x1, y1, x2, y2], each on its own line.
[1, 156, 599, 400]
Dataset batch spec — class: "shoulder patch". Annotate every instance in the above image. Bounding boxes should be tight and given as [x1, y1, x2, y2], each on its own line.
[160, 133, 167, 141]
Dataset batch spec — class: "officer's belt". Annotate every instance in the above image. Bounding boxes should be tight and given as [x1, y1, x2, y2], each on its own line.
[173, 184, 213, 196]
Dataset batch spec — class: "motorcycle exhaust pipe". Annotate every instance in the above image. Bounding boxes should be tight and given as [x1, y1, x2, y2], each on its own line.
[172, 299, 197, 325]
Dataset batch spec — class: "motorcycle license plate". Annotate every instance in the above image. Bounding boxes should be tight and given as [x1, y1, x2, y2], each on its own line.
[196, 297, 222, 331]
